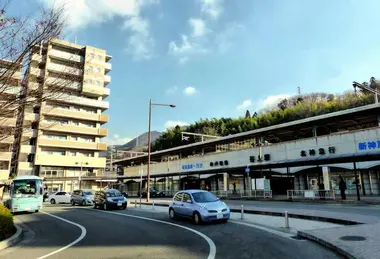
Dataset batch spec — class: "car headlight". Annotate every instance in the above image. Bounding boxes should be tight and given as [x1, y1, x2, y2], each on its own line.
[123, 197, 127, 202]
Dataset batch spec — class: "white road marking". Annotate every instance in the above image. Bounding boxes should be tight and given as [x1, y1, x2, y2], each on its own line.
[36, 212, 87, 259]
[97, 209, 216, 259]
[229, 220, 297, 240]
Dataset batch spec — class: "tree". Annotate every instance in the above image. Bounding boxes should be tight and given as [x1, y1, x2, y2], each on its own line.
[245, 110, 251, 118]
[277, 98, 288, 111]
[0, 1, 84, 144]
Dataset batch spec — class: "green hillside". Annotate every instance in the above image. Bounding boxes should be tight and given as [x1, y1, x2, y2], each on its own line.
[152, 91, 374, 151]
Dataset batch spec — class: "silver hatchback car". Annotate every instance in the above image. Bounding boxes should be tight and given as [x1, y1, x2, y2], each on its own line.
[169, 190, 230, 224]
[71, 189, 94, 206]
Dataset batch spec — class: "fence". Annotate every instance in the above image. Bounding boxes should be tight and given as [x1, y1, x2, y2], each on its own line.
[287, 190, 336, 200]
[212, 189, 272, 199]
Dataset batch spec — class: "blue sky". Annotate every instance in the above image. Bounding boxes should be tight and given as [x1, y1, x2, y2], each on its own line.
[15, 0, 380, 144]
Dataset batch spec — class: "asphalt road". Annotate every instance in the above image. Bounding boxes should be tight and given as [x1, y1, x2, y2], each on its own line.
[0, 204, 342, 259]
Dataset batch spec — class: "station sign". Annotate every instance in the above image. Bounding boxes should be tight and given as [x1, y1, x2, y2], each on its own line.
[182, 163, 203, 170]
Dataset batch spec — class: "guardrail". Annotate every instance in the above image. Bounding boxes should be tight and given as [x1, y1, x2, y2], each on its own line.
[287, 190, 336, 200]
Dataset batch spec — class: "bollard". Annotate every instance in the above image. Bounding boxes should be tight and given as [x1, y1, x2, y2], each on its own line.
[152, 201, 155, 210]
[285, 211, 289, 228]
[241, 205, 244, 220]
[139, 200, 141, 208]
[135, 200, 137, 208]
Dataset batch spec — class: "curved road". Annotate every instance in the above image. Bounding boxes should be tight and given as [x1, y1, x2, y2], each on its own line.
[0, 204, 342, 259]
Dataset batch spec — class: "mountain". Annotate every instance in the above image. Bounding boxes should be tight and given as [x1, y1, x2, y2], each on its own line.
[119, 131, 162, 151]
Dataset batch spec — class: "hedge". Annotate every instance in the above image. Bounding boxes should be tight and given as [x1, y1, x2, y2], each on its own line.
[0, 205, 15, 241]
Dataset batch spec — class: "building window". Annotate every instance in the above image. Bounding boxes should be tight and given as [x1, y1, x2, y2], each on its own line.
[96, 67, 101, 73]
[96, 81, 100, 86]
[98, 54, 102, 60]
[87, 79, 92, 84]
[90, 53, 94, 59]
[72, 107, 80, 111]
[72, 121, 79, 126]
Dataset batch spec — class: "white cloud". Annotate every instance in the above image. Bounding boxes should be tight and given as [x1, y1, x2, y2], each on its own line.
[183, 86, 197, 96]
[104, 134, 133, 146]
[168, 35, 207, 63]
[189, 18, 210, 37]
[123, 16, 155, 60]
[236, 99, 252, 110]
[40, 0, 158, 60]
[164, 120, 188, 129]
[254, 94, 292, 111]
[198, 0, 223, 20]
[166, 86, 178, 95]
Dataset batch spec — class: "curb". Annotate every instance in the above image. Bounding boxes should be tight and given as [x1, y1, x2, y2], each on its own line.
[0, 222, 23, 252]
[297, 231, 356, 259]
[130, 201, 361, 225]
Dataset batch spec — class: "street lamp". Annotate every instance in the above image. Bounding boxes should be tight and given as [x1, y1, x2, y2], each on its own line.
[75, 161, 89, 189]
[147, 98, 176, 201]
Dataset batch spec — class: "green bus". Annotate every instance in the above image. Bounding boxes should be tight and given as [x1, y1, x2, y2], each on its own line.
[4, 176, 44, 213]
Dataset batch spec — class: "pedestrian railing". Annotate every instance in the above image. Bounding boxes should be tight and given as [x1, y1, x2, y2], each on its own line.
[287, 189, 336, 200]
[212, 189, 272, 199]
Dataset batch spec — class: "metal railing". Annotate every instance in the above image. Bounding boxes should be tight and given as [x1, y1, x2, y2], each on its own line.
[212, 189, 272, 199]
[287, 190, 336, 200]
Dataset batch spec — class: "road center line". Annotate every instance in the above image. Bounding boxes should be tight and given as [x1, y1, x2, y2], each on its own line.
[36, 211, 87, 259]
[96, 209, 216, 259]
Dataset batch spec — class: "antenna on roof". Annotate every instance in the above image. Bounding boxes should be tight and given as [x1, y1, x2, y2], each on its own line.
[297, 86, 301, 95]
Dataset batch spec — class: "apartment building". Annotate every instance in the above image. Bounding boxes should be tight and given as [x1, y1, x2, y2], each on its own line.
[0, 59, 22, 195]
[11, 39, 111, 192]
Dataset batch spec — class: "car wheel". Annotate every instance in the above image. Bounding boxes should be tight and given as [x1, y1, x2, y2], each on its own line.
[193, 212, 202, 225]
[50, 199, 56, 204]
[71, 200, 75, 206]
[103, 203, 108, 210]
[82, 200, 86, 206]
[221, 219, 228, 223]
[169, 208, 177, 220]
[93, 203, 97, 209]
[122, 205, 127, 210]
[35, 210, 39, 213]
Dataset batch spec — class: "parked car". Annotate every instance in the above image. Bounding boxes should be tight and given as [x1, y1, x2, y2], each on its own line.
[138, 187, 159, 198]
[71, 189, 94, 206]
[93, 189, 127, 210]
[169, 190, 230, 224]
[49, 191, 71, 204]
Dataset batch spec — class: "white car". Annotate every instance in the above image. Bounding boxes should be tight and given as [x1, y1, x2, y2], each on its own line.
[49, 191, 71, 204]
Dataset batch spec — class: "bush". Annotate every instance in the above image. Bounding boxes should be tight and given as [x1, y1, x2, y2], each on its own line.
[0, 205, 15, 241]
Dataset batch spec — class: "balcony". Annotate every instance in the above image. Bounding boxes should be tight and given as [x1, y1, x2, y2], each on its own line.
[35, 154, 106, 168]
[105, 63, 112, 72]
[23, 129, 38, 138]
[82, 84, 110, 96]
[40, 123, 108, 137]
[0, 68, 22, 79]
[28, 82, 40, 91]
[0, 170, 9, 181]
[24, 113, 40, 122]
[47, 63, 83, 76]
[38, 138, 107, 151]
[30, 67, 44, 77]
[18, 162, 33, 170]
[0, 136, 15, 144]
[104, 75, 111, 85]
[0, 118, 16, 127]
[49, 49, 83, 63]
[0, 152, 12, 161]
[42, 107, 109, 123]
[45, 77, 81, 90]
[20, 145, 36, 154]
[47, 93, 109, 109]
[3, 85, 22, 95]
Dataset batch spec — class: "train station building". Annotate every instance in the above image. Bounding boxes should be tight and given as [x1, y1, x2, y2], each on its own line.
[113, 103, 380, 200]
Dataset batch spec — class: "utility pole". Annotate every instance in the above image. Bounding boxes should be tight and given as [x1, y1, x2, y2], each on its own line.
[353, 80, 379, 104]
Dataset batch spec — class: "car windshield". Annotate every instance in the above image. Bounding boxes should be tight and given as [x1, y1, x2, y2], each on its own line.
[83, 190, 93, 195]
[192, 192, 218, 203]
[106, 190, 122, 197]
